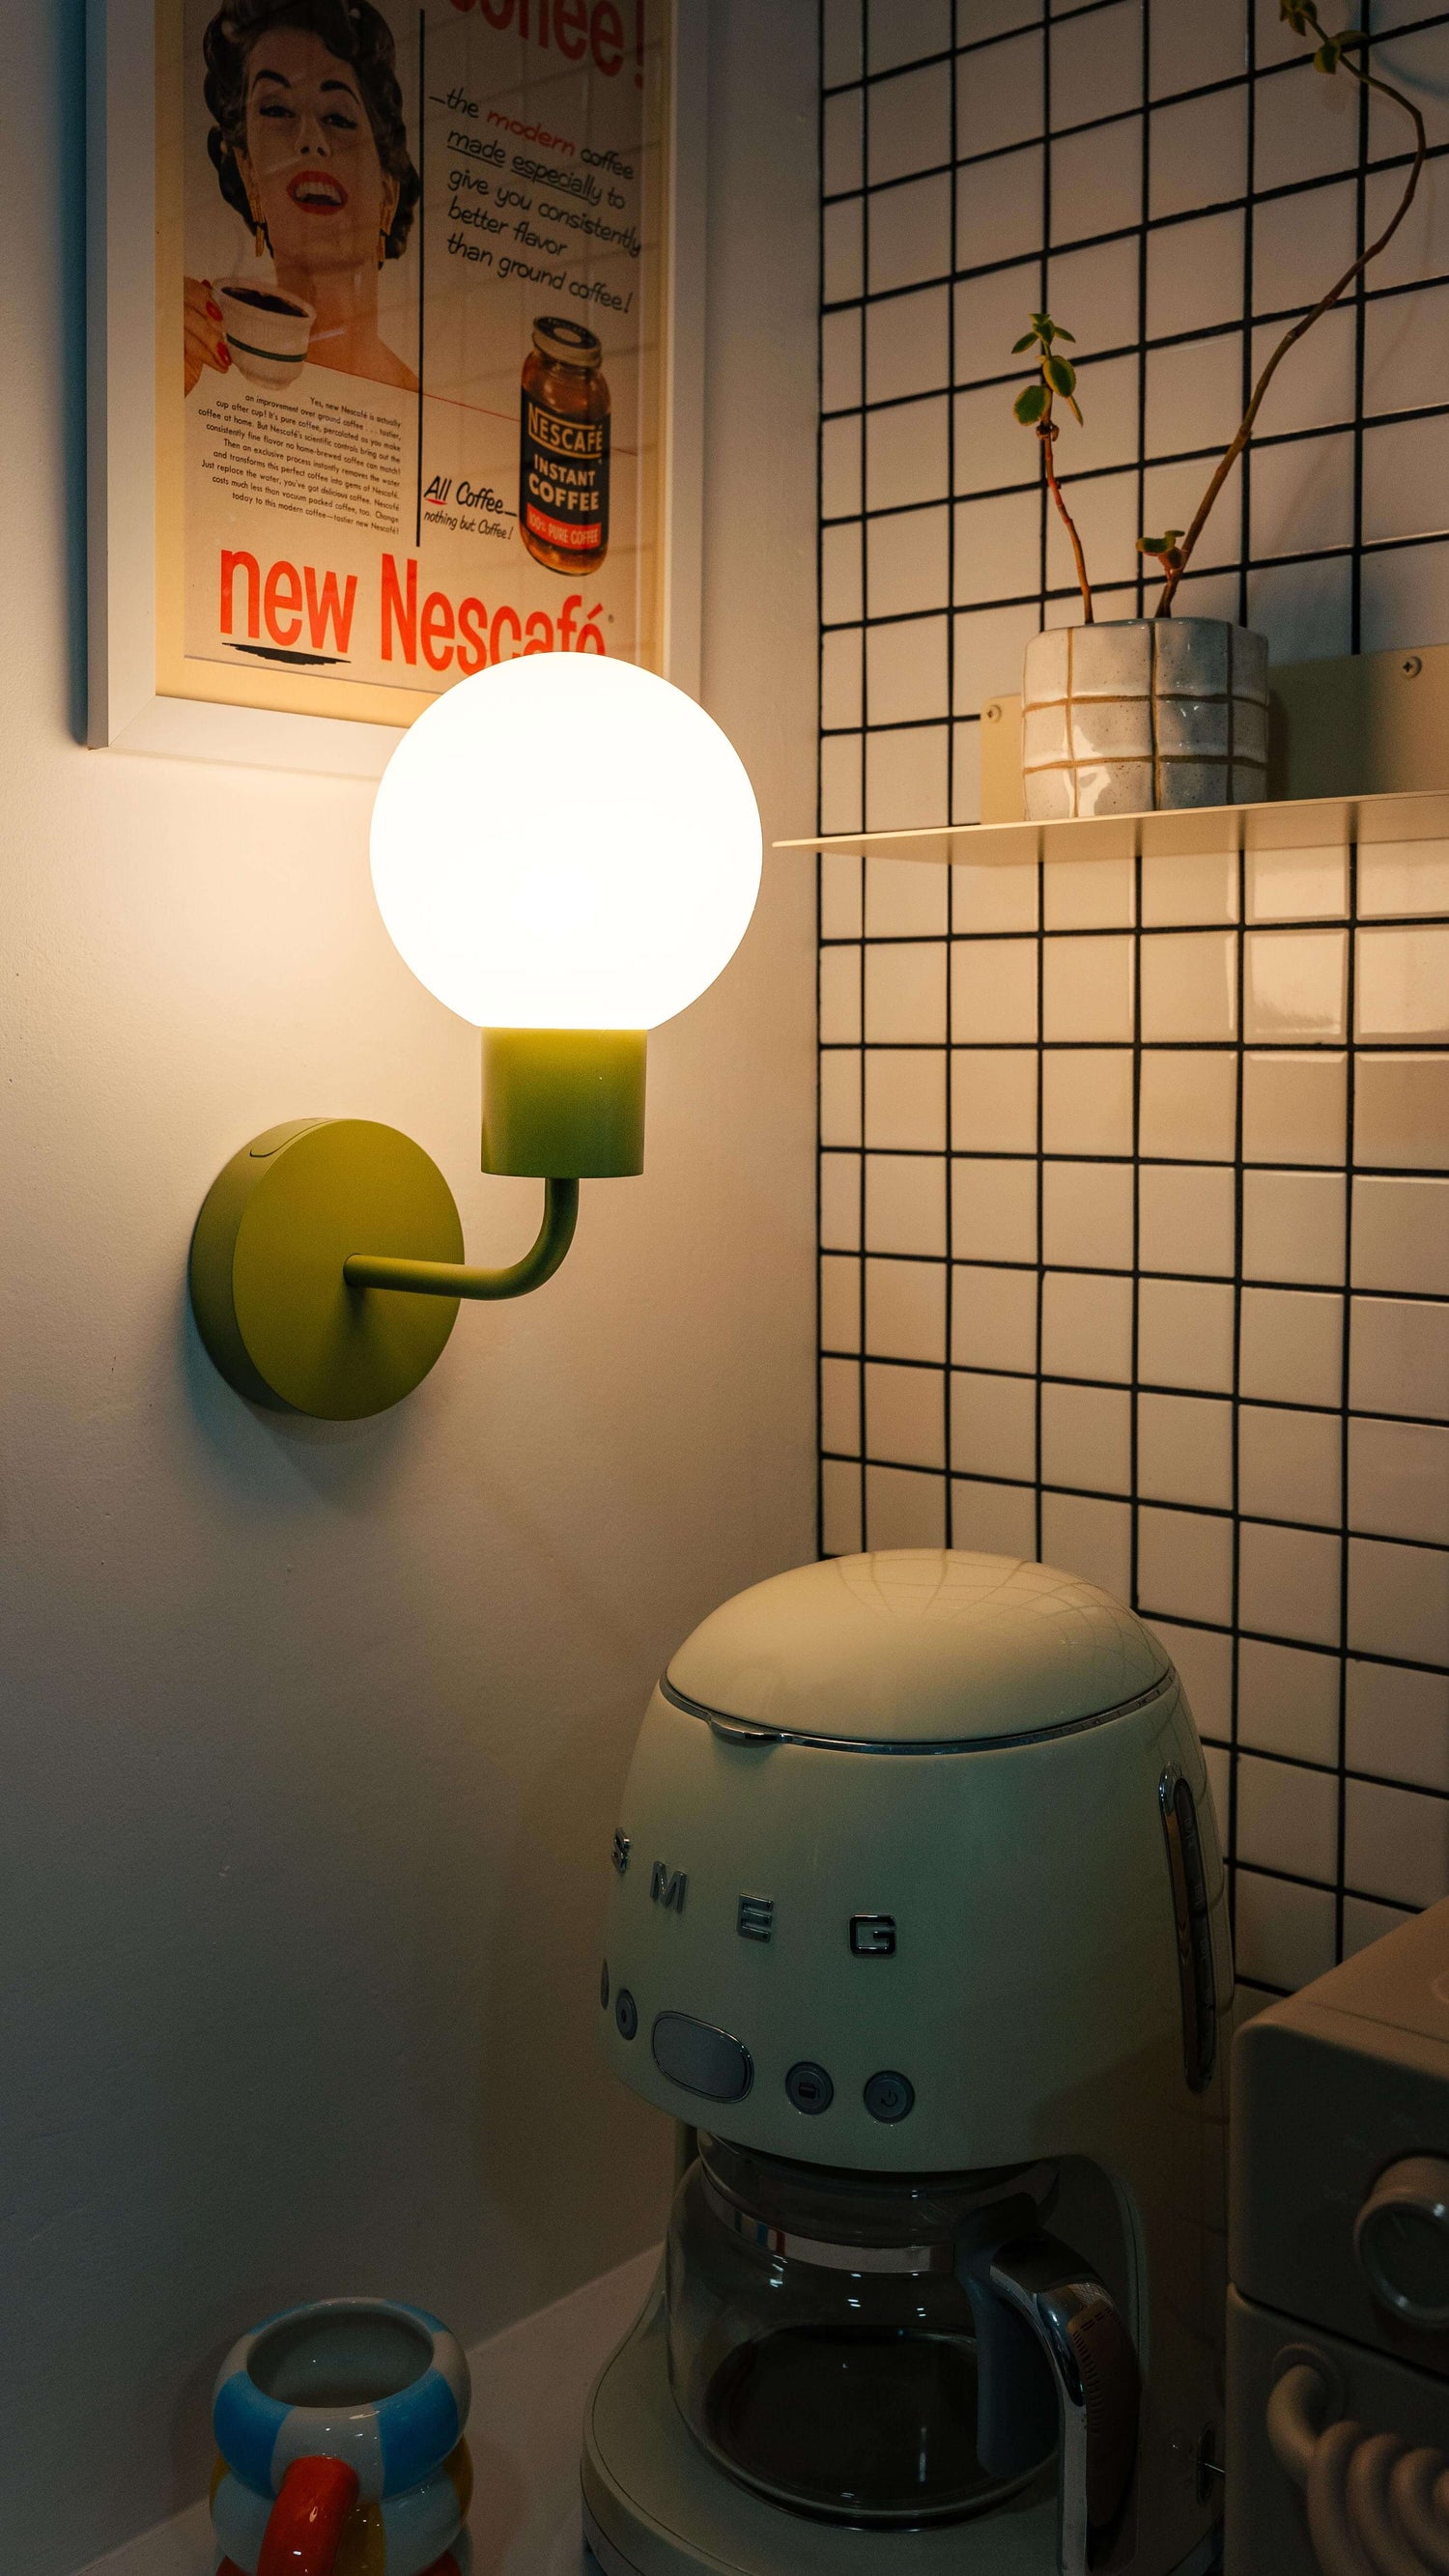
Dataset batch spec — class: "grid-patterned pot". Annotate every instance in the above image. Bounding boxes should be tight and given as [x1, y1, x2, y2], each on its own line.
[1021, 617, 1268, 820]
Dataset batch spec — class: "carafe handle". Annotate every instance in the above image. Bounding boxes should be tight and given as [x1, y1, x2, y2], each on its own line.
[961, 2229, 1139, 2576]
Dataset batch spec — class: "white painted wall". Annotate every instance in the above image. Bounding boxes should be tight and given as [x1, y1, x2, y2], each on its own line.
[0, 5, 819, 2568]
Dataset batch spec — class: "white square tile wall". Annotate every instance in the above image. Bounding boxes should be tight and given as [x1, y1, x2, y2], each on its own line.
[819, 0, 1449, 1992]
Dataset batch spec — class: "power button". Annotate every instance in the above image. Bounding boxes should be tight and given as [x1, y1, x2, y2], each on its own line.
[864, 2069, 914, 2123]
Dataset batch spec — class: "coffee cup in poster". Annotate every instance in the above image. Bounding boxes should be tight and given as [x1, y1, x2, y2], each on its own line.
[214, 278, 316, 387]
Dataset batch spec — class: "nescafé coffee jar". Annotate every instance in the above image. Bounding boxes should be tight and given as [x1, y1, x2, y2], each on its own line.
[519, 315, 610, 574]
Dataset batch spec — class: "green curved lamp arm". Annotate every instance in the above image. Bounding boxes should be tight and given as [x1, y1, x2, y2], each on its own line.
[342, 1177, 580, 1303]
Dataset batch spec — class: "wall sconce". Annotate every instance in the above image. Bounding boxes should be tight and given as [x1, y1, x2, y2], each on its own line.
[189, 657, 762, 1420]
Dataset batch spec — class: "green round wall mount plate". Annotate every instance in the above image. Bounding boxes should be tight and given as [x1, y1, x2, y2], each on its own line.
[189, 1119, 465, 1421]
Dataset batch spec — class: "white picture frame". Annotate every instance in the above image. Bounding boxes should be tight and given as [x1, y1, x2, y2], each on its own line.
[85, 0, 707, 776]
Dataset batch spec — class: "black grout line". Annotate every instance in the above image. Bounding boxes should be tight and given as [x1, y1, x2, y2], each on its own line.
[822, 1344, 1449, 1434]
[813, 0, 1449, 1954]
[822, 344, 1449, 437]
[817, 1436, 1449, 1554]
[1232, 1854, 1447, 1896]
[1236, 1754, 1449, 1798]
[1240, 0, 1257, 636]
[1033, 0, 1052, 1566]
[823, 172, 1449, 314]
[943, 14, 959, 1546]
[856, 19, 870, 1555]
[1110, 1611, 1449, 1683]
[819, 913, 1449, 939]
[1336, 814, 1363, 1960]
[814, 0, 828, 1571]
[820, 529, 1449, 641]
[822, 1146, 1441, 1183]
[822, 130, 1446, 243]
[820, 384, 1449, 523]
[1228, 792, 1251, 1920]
[823, 129, 1448, 232]
[1133, 0, 1151, 624]
[819, 1230, 1449, 1306]
[823, 4, 1449, 99]
[1350, 9, 1370, 661]
[1130, 844, 1145, 1610]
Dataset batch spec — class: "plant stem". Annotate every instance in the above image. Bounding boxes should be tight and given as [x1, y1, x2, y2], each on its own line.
[1155, 49, 1425, 616]
[1039, 421, 1094, 623]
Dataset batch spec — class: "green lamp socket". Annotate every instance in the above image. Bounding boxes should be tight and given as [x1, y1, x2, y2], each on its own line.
[189, 1030, 645, 1422]
[481, 1029, 646, 1177]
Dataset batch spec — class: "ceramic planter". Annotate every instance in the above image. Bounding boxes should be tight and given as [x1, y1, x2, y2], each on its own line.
[1021, 617, 1268, 820]
[211, 2297, 472, 2576]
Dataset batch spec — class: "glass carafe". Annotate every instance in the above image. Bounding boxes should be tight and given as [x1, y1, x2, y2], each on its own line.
[665, 2135, 1055, 2528]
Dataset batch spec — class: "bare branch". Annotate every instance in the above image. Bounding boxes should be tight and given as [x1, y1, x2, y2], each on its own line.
[1039, 424, 1094, 624]
[1011, 311, 1094, 620]
[1155, 34, 1425, 615]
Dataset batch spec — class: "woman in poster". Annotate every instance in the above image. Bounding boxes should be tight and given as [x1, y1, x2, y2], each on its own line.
[185, 0, 420, 396]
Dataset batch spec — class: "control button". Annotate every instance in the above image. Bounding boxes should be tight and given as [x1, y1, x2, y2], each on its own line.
[614, 1989, 638, 2041]
[785, 2061, 834, 2115]
[652, 2012, 753, 2102]
[864, 2069, 914, 2124]
[850, 1913, 896, 1957]
[1355, 2157, 1449, 2328]
[600, 1961, 610, 2010]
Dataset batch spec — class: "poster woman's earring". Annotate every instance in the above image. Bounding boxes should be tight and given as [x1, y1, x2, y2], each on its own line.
[253, 220, 267, 258]
[377, 223, 388, 269]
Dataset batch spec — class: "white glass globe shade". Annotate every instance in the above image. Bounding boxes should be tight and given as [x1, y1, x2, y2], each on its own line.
[369, 655, 762, 1031]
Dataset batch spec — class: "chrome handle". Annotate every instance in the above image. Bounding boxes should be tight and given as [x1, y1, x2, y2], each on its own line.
[977, 2232, 1140, 2576]
[1160, 1765, 1217, 2092]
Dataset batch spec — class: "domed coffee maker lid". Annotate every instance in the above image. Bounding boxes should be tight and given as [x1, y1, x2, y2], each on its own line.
[665, 1550, 1170, 1748]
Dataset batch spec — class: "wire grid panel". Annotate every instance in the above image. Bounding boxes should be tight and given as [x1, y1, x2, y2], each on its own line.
[815, 0, 1449, 1995]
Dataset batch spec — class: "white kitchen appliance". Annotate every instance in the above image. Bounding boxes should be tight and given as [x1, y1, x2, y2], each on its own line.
[582, 1550, 1232, 2576]
[1227, 1895, 1449, 2576]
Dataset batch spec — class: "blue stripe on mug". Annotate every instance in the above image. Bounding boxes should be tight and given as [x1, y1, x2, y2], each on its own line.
[379, 2365, 461, 2497]
[213, 2368, 284, 2498]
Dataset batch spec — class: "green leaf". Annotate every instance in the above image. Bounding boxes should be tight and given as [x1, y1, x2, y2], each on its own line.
[1029, 311, 1056, 343]
[1280, 0, 1316, 31]
[1314, 36, 1341, 70]
[1044, 354, 1077, 397]
[1011, 331, 1038, 353]
[1013, 382, 1049, 424]
[1138, 526, 1184, 555]
[1053, 326, 1076, 343]
[1066, 394, 1084, 426]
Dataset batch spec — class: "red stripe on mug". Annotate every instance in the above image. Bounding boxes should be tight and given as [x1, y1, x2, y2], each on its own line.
[257, 2456, 360, 2576]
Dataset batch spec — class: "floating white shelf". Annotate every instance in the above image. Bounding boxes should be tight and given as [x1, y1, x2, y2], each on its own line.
[775, 642, 1449, 868]
[774, 784, 1449, 871]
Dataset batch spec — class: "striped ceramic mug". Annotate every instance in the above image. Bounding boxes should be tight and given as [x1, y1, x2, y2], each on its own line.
[210, 2297, 471, 2576]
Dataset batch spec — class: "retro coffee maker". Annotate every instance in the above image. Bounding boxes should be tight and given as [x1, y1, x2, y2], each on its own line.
[582, 1551, 1232, 2576]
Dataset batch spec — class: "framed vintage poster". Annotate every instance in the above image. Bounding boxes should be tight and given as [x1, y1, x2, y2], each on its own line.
[87, 0, 705, 775]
